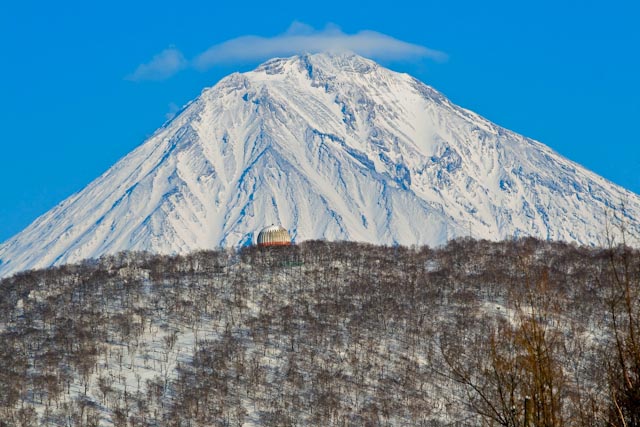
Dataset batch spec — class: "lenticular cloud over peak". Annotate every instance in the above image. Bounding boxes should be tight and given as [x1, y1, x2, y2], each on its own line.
[193, 22, 447, 69]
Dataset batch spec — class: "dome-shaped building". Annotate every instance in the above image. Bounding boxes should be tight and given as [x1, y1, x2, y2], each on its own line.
[256, 225, 292, 247]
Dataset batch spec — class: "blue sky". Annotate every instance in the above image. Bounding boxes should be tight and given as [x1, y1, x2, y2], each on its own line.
[1, 0, 638, 242]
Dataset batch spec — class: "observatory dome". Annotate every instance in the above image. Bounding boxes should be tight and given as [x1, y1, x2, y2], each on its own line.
[256, 225, 292, 247]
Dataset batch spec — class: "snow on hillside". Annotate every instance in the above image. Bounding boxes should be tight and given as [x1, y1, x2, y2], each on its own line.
[0, 240, 627, 425]
[1, 52, 639, 277]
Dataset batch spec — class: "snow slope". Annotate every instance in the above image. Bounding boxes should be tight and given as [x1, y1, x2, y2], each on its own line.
[1, 52, 639, 277]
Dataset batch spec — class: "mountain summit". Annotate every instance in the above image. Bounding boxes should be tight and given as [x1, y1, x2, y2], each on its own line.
[1, 53, 639, 277]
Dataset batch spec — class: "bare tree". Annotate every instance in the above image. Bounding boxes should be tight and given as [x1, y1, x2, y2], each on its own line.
[603, 242, 640, 427]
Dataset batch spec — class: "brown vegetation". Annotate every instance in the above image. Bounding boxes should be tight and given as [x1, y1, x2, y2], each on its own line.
[0, 238, 637, 426]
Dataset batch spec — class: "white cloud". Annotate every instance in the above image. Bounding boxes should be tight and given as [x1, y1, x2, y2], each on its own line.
[127, 23, 445, 81]
[194, 23, 446, 70]
[126, 48, 187, 82]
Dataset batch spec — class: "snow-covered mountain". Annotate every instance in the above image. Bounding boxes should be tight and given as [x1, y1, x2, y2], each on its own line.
[1, 52, 639, 277]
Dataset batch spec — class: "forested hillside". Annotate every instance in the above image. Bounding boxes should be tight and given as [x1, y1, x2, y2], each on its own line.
[0, 238, 638, 426]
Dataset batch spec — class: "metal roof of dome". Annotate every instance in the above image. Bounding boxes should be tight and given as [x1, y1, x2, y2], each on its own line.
[256, 225, 292, 246]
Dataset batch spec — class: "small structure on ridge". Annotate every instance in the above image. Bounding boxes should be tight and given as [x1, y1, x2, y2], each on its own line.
[256, 225, 292, 247]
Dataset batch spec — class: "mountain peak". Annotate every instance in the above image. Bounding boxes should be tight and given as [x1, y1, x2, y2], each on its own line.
[1, 55, 639, 277]
[253, 52, 378, 77]
[301, 51, 379, 72]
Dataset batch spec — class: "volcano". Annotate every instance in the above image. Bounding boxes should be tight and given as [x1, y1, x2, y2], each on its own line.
[1, 52, 638, 277]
